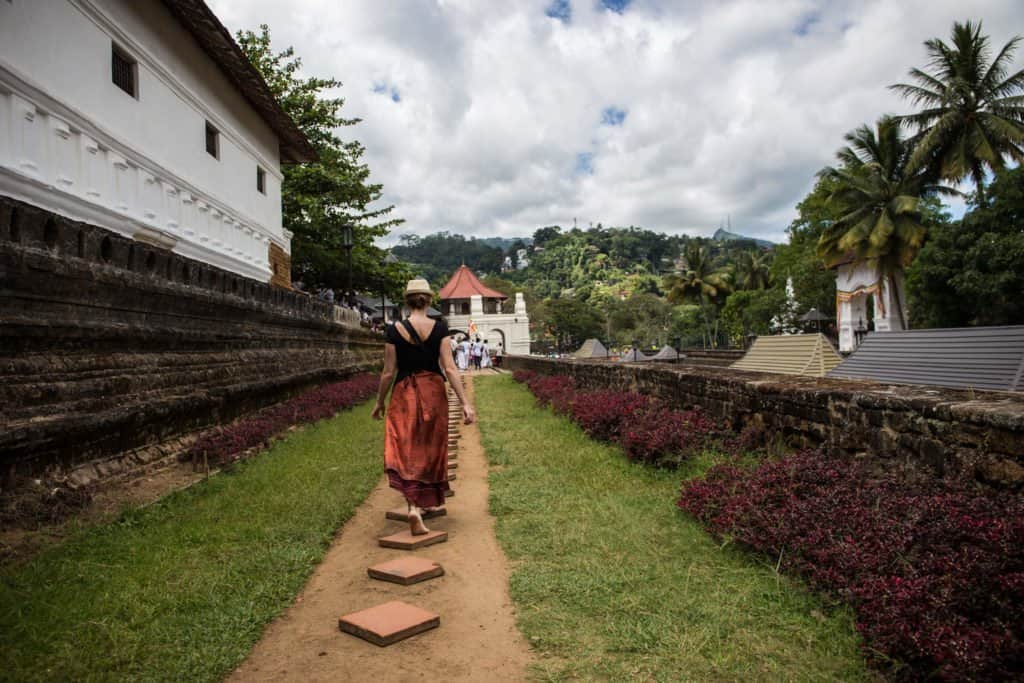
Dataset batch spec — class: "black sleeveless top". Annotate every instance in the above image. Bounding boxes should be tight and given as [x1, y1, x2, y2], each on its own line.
[385, 318, 449, 382]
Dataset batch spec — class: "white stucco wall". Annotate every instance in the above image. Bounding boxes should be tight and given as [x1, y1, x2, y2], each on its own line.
[0, 0, 288, 281]
[446, 308, 531, 356]
[835, 261, 906, 352]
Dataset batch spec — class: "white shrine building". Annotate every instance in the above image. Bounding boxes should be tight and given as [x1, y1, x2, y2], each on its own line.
[835, 260, 906, 353]
[0, 0, 315, 286]
[439, 265, 531, 356]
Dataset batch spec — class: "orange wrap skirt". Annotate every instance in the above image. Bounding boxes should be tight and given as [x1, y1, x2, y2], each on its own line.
[384, 371, 450, 507]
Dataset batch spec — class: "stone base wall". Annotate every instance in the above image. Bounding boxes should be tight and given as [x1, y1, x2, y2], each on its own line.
[1, 196, 379, 492]
[504, 356, 1024, 488]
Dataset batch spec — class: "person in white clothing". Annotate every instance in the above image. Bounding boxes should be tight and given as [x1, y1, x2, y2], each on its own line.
[479, 340, 491, 368]
[457, 338, 471, 371]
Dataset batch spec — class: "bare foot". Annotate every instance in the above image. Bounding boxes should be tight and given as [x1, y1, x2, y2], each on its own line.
[408, 508, 430, 535]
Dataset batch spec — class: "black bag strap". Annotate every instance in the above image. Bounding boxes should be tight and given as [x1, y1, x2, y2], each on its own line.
[401, 319, 426, 347]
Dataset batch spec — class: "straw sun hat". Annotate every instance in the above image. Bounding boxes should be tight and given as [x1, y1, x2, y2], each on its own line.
[403, 278, 434, 297]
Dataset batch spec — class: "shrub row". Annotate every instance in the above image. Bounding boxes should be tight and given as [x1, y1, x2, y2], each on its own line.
[188, 373, 378, 465]
[679, 451, 1024, 681]
[512, 368, 1024, 679]
[512, 369, 716, 466]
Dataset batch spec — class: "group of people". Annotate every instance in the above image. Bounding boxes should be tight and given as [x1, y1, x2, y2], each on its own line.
[450, 337, 501, 371]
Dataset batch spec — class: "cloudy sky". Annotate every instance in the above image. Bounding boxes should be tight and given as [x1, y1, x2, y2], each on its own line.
[208, 0, 1024, 244]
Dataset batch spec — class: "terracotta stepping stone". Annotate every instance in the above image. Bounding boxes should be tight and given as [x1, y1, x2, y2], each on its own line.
[386, 507, 447, 522]
[379, 528, 448, 550]
[367, 557, 444, 585]
[338, 600, 440, 646]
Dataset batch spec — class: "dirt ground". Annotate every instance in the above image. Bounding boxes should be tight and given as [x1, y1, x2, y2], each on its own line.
[1, 461, 209, 566]
[229, 374, 535, 682]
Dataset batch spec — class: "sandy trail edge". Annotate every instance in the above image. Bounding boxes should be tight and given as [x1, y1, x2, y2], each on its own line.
[229, 374, 534, 682]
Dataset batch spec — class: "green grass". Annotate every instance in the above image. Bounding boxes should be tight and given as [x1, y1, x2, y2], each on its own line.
[0, 403, 382, 682]
[476, 375, 869, 682]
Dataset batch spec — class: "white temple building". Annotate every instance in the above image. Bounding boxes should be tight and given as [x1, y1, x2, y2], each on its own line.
[0, 0, 315, 286]
[835, 261, 906, 353]
[439, 265, 530, 356]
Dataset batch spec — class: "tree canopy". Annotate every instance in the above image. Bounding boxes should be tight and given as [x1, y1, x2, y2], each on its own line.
[891, 20, 1024, 197]
[907, 166, 1024, 327]
[237, 26, 407, 294]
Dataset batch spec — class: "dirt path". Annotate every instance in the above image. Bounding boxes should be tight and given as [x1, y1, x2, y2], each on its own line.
[229, 373, 533, 682]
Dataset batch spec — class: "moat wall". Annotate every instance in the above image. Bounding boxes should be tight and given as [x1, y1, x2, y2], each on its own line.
[1, 196, 379, 492]
[504, 355, 1024, 488]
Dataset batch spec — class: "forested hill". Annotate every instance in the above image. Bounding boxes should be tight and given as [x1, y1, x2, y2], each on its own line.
[391, 224, 787, 351]
[391, 232, 531, 283]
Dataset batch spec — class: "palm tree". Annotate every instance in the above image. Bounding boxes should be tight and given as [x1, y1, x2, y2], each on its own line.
[733, 250, 772, 290]
[890, 21, 1024, 199]
[664, 243, 731, 347]
[817, 116, 957, 328]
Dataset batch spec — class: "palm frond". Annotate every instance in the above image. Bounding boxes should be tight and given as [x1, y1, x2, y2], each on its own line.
[889, 83, 944, 108]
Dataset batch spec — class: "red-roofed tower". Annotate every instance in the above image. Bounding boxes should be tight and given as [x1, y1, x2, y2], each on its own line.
[438, 265, 530, 355]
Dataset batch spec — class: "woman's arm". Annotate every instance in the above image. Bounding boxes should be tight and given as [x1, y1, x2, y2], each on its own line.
[439, 336, 476, 424]
[371, 343, 397, 420]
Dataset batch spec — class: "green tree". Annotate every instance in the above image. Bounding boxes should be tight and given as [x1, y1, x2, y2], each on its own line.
[720, 288, 787, 347]
[772, 177, 840, 317]
[545, 298, 605, 353]
[891, 20, 1024, 199]
[733, 250, 773, 290]
[237, 26, 403, 291]
[664, 243, 732, 347]
[907, 166, 1024, 327]
[816, 116, 956, 328]
[532, 225, 562, 247]
[392, 232, 503, 283]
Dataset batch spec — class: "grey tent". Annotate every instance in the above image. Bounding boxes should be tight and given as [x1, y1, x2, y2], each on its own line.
[651, 345, 684, 361]
[573, 338, 609, 359]
[620, 347, 654, 362]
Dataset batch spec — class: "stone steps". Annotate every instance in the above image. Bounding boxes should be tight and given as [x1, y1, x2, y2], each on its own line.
[338, 601, 440, 647]
[341, 387, 464, 646]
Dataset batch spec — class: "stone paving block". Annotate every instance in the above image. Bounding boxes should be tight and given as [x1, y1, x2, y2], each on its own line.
[338, 600, 440, 646]
[386, 507, 447, 522]
[378, 528, 448, 550]
[448, 461, 457, 469]
[444, 489, 454, 498]
[447, 473, 456, 481]
[367, 557, 444, 586]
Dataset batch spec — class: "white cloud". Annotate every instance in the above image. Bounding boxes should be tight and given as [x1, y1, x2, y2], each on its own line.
[208, 0, 1024, 243]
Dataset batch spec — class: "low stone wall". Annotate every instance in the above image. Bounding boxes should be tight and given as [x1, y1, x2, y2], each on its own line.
[504, 355, 1024, 488]
[0, 196, 380, 492]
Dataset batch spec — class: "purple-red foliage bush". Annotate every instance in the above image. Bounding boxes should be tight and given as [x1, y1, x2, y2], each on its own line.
[679, 450, 1024, 681]
[188, 373, 378, 465]
[619, 406, 716, 466]
[527, 375, 577, 415]
[512, 369, 537, 385]
[570, 390, 650, 442]
[516, 371, 717, 467]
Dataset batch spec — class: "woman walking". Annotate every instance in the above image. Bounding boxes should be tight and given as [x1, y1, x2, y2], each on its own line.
[372, 279, 475, 534]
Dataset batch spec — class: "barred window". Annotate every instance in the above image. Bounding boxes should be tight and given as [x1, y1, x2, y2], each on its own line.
[111, 44, 137, 98]
[205, 122, 219, 159]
